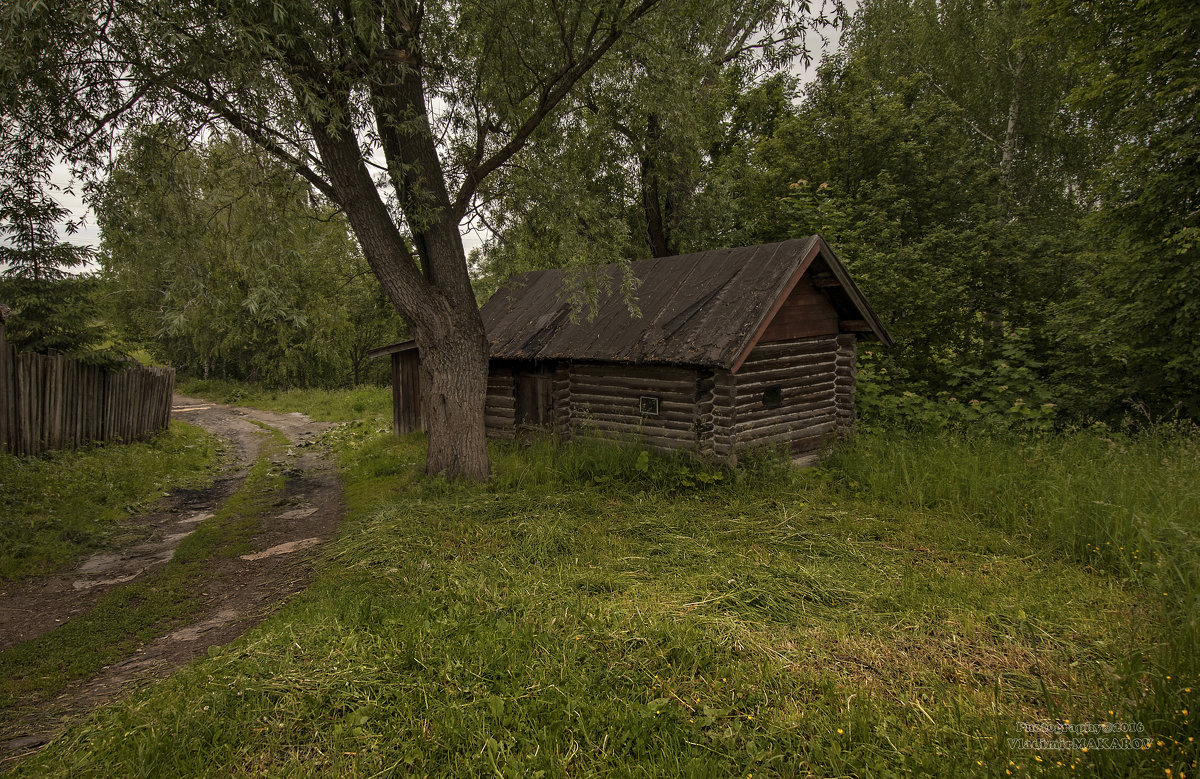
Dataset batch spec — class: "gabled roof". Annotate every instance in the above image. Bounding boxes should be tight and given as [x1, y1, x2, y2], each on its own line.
[478, 236, 891, 370]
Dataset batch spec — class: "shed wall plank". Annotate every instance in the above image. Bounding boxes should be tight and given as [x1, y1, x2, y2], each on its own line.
[729, 335, 848, 454]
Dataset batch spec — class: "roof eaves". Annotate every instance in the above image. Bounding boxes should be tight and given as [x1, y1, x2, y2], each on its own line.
[815, 236, 894, 346]
[365, 339, 417, 359]
[727, 236, 821, 373]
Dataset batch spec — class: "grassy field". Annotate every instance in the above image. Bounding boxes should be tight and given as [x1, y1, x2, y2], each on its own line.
[7, 393, 1196, 776]
[0, 421, 223, 580]
[176, 378, 392, 423]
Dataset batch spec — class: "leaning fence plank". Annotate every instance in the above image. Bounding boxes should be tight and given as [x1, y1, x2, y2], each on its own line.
[50, 355, 63, 450]
[19, 354, 34, 456]
[0, 342, 11, 453]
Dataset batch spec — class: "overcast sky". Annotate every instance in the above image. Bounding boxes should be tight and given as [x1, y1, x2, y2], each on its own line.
[50, 6, 851, 255]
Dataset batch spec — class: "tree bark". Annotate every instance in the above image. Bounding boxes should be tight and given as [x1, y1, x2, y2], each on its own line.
[641, 153, 672, 258]
[371, 58, 492, 480]
[416, 308, 490, 479]
[999, 3, 1028, 196]
[999, 48, 1024, 188]
[640, 113, 679, 258]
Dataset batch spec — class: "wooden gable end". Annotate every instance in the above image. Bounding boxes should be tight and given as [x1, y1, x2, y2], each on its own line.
[758, 276, 841, 343]
[732, 239, 890, 374]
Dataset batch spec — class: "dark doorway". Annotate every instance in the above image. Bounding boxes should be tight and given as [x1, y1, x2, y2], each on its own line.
[514, 366, 554, 429]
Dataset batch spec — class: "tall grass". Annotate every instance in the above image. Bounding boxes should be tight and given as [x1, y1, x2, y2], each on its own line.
[822, 427, 1197, 559]
[821, 425, 1200, 749]
[8, 395, 1196, 776]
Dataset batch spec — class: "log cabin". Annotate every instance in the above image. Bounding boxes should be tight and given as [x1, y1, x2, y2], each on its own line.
[368, 235, 892, 460]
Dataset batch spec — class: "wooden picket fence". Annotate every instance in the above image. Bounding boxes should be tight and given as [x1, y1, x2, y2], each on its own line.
[0, 331, 175, 457]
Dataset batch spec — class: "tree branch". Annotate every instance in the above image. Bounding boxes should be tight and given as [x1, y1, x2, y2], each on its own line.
[169, 83, 341, 203]
[309, 112, 433, 320]
[70, 81, 153, 154]
[452, 0, 663, 218]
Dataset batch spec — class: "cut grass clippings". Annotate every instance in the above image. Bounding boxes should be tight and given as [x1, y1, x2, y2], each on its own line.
[0, 425, 289, 712]
[0, 421, 223, 581]
[10, 419, 1198, 777]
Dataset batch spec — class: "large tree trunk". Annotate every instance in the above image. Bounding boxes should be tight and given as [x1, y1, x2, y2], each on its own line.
[311, 78, 492, 480]
[641, 160, 673, 258]
[416, 308, 490, 480]
[640, 113, 680, 258]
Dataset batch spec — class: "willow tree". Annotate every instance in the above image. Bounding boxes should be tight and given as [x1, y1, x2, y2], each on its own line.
[473, 0, 836, 287]
[0, 0, 678, 478]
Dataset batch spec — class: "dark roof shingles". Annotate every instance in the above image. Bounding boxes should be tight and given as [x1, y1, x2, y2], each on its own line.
[479, 237, 819, 369]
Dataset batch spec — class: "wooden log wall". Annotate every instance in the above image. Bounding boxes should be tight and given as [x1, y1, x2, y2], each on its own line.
[551, 363, 570, 435]
[568, 363, 699, 452]
[834, 334, 856, 434]
[719, 334, 846, 455]
[0, 340, 175, 457]
[484, 366, 517, 440]
[478, 336, 858, 459]
[694, 368, 716, 452]
[710, 371, 738, 458]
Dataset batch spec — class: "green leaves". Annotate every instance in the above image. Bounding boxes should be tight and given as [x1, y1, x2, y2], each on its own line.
[96, 128, 404, 388]
[1040, 0, 1200, 419]
[698, 0, 1200, 426]
[472, 0, 829, 287]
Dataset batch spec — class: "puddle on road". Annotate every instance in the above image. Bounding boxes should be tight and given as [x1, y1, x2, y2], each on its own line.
[72, 570, 145, 590]
[73, 508, 215, 586]
[169, 609, 240, 641]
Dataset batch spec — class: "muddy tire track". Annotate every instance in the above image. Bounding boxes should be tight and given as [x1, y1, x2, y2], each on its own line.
[0, 395, 344, 758]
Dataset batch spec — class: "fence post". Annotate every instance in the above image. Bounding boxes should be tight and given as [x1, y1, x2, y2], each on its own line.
[0, 351, 175, 456]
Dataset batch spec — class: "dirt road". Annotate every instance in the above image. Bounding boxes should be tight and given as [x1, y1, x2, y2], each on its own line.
[0, 395, 344, 757]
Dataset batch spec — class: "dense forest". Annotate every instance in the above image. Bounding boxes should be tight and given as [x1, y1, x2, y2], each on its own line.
[1, 0, 1196, 426]
[474, 0, 1199, 428]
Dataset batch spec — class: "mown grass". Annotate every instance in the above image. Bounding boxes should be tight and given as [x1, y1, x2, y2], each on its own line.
[177, 378, 391, 423]
[0, 422, 223, 580]
[0, 425, 288, 712]
[823, 427, 1200, 762]
[11, 418, 1197, 777]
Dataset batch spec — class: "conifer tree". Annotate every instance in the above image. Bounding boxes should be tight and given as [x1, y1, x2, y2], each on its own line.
[0, 152, 110, 360]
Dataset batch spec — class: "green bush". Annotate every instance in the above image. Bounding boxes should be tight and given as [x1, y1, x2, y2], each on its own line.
[857, 330, 1060, 432]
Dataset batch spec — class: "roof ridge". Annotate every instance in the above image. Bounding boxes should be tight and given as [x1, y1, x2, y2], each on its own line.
[470, 236, 889, 366]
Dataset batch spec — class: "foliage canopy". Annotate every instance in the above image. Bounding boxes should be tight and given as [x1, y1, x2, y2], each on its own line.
[97, 129, 404, 387]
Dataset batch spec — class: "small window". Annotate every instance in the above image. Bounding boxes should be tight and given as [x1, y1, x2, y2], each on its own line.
[640, 395, 660, 416]
[763, 386, 782, 409]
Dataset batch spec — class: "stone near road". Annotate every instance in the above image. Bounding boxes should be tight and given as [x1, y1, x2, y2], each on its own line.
[240, 537, 323, 562]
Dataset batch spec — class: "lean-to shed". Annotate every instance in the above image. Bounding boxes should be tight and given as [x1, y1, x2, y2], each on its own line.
[368, 235, 892, 459]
